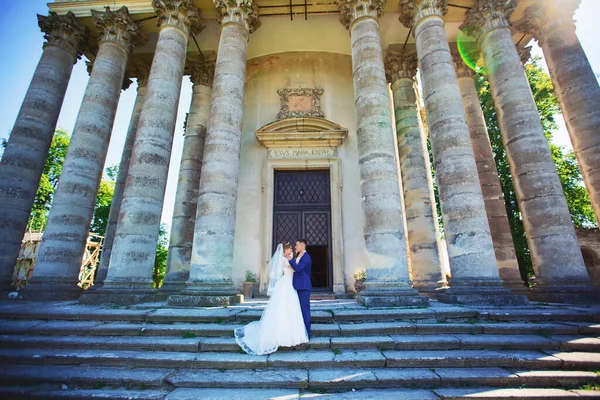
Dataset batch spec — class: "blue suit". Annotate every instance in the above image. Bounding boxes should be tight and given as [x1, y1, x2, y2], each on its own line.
[289, 252, 312, 338]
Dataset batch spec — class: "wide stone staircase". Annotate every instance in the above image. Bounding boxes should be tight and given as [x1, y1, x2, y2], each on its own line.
[1, 299, 600, 399]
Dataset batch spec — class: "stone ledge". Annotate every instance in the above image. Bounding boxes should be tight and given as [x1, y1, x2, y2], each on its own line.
[168, 294, 242, 307]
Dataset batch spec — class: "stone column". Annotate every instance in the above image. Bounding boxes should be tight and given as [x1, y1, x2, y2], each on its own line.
[84, 0, 202, 305]
[161, 57, 214, 293]
[385, 51, 446, 295]
[23, 7, 142, 300]
[516, 0, 600, 224]
[399, 0, 526, 305]
[0, 12, 84, 291]
[95, 59, 152, 286]
[170, 0, 260, 307]
[462, 0, 597, 303]
[333, 0, 426, 307]
[451, 47, 525, 292]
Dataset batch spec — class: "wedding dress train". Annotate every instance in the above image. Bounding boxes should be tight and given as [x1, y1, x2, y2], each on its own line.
[234, 246, 308, 355]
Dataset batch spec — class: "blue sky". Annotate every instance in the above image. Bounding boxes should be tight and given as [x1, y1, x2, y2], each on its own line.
[0, 0, 599, 228]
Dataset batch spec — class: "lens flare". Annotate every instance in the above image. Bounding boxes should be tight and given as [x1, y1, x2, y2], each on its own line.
[456, 31, 484, 74]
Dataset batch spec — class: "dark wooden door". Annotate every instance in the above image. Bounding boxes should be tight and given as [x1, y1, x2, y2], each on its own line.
[273, 170, 332, 291]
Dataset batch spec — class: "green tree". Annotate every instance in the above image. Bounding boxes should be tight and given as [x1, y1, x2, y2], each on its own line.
[153, 223, 169, 288]
[89, 166, 117, 236]
[475, 56, 597, 278]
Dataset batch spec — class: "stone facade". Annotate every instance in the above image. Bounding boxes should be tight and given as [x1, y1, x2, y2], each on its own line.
[1, 0, 598, 305]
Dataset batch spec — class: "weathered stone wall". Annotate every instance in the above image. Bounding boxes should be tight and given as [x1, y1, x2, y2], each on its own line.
[576, 228, 600, 286]
[238, 51, 367, 292]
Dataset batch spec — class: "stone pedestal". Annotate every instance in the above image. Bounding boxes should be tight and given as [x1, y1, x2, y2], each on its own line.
[95, 60, 151, 287]
[399, 0, 526, 305]
[24, 7, 141, 301]
[462, 0, 598, 304]
[385, 51, 446, 296]
[451, 47, 526, 293]
[81, 0, 202, 305]
[0, 12, 84, 292]
[516, 0, 600, 224]
[336, 0, 427, 308]
[161, 58, 214, 294]
[170, 0, 260, 307]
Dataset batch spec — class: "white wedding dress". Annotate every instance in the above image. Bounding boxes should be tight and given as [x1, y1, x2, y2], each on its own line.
[235, 245, 309, 355]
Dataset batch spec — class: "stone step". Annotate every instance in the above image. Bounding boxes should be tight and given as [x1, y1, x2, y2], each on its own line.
[4, 333, 587, 354]
[433, 388, 600, 399]
[2, 364, 598, 392]
[0, 318, 588, 338]
[0, 386, 168, 399]
[1, 348, 599, 370]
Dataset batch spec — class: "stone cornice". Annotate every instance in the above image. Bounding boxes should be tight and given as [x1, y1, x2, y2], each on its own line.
[255, 117, 348, 148]
[398, 0, 447, 30]
[153, 0, 204, 37]
[214, 0, 261, 33]
[385, 51, 418, 83]
[514, 0, 580, 46]
[91, 6, 145, 52]
[37, 11, 86, 59]
[190, 57, 216, 87]
[338, 0, 385, 30]
[451, 48, 475, 78]
[460, 0, 515, 41]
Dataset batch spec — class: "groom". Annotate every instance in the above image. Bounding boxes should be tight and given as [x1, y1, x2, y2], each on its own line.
[288, 239, 312, 339]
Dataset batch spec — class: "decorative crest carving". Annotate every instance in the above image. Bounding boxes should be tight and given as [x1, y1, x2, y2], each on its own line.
[37, 11, 86, 59]
[384, 51, 418, 83]
[514, 0, 580, 46]
[398, 0, 447, 29]
[277, 88, 324, 119]
[190, 57, 216, 87]
[91, 6, 145, 51]
[152, 0, 204, 36]
[460, 0, 515, 41]
[338, 0, 385, 30]
[214, 0, 261, 33]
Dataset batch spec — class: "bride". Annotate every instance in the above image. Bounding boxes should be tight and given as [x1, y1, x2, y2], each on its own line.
[234, 242, 309, 355]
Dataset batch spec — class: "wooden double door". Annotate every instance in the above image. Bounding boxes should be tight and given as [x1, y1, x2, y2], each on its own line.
[272, 170, 332, 291]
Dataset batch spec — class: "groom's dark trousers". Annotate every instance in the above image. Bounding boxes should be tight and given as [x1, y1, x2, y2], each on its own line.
[290, 253, 312, 339]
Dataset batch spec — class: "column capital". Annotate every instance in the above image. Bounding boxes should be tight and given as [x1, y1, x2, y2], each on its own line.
[518, 45, 532, 65]
[129, 56, 153, 88]
[37, 11, 86, 58]
[398, 0, 447, 30]
[460, 0, 515, 41]
[91, 6, 145, 52]
[451, 47, 477, 79]
[153, 0, 204, 36]
[190, 57, 216, 87]
[385, 51, 418, 83]
[214, 0, 261, 33]
[513, 0, 580, 46]
[338, 0, 385, 30]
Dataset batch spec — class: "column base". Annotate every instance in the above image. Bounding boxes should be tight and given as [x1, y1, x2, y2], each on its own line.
[437, 279, 529, 306]
[412, 279, 449, 299]
[528, 280, 600, 304]
[17, 279, 84, 301]
[78, 280, 168, 305]
[158, 281, 187, 294]
[357, 282, 430, 307]
[501, 279, 531, 294]
[168, 283, 242, 307]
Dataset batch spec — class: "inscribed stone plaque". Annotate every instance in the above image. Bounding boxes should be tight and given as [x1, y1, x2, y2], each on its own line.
[277, 88, 324, 119]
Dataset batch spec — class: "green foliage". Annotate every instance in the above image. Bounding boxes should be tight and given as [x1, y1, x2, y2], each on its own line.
[245, 270, 257, 283]
[152, 223, 169, 289]
[90, 167, 117, 236]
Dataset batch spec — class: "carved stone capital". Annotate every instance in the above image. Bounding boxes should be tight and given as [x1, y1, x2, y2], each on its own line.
[460, 0, 515, 41]
[385, 52, 418, 83]
[190, 57, 216, 87]
[514, 0, 580, 45]
[398, 0, 447, 30]
[37, 11, 86, 58]
[338, 0, 385, 30]
[277, 88, 324, 119]
[128, 56, 153, 87]
[91, 6, 145, 51]
[518, 45, 532, 65]
[451, 48, 476, 78]
[214, 0, 261, 33]
[153, 0, 204, 36]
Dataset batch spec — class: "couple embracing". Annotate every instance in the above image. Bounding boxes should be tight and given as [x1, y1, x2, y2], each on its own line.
[235, 240, 312, 355]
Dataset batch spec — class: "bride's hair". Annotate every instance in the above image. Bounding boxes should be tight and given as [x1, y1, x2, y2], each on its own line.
[283, 242, 292, 250]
